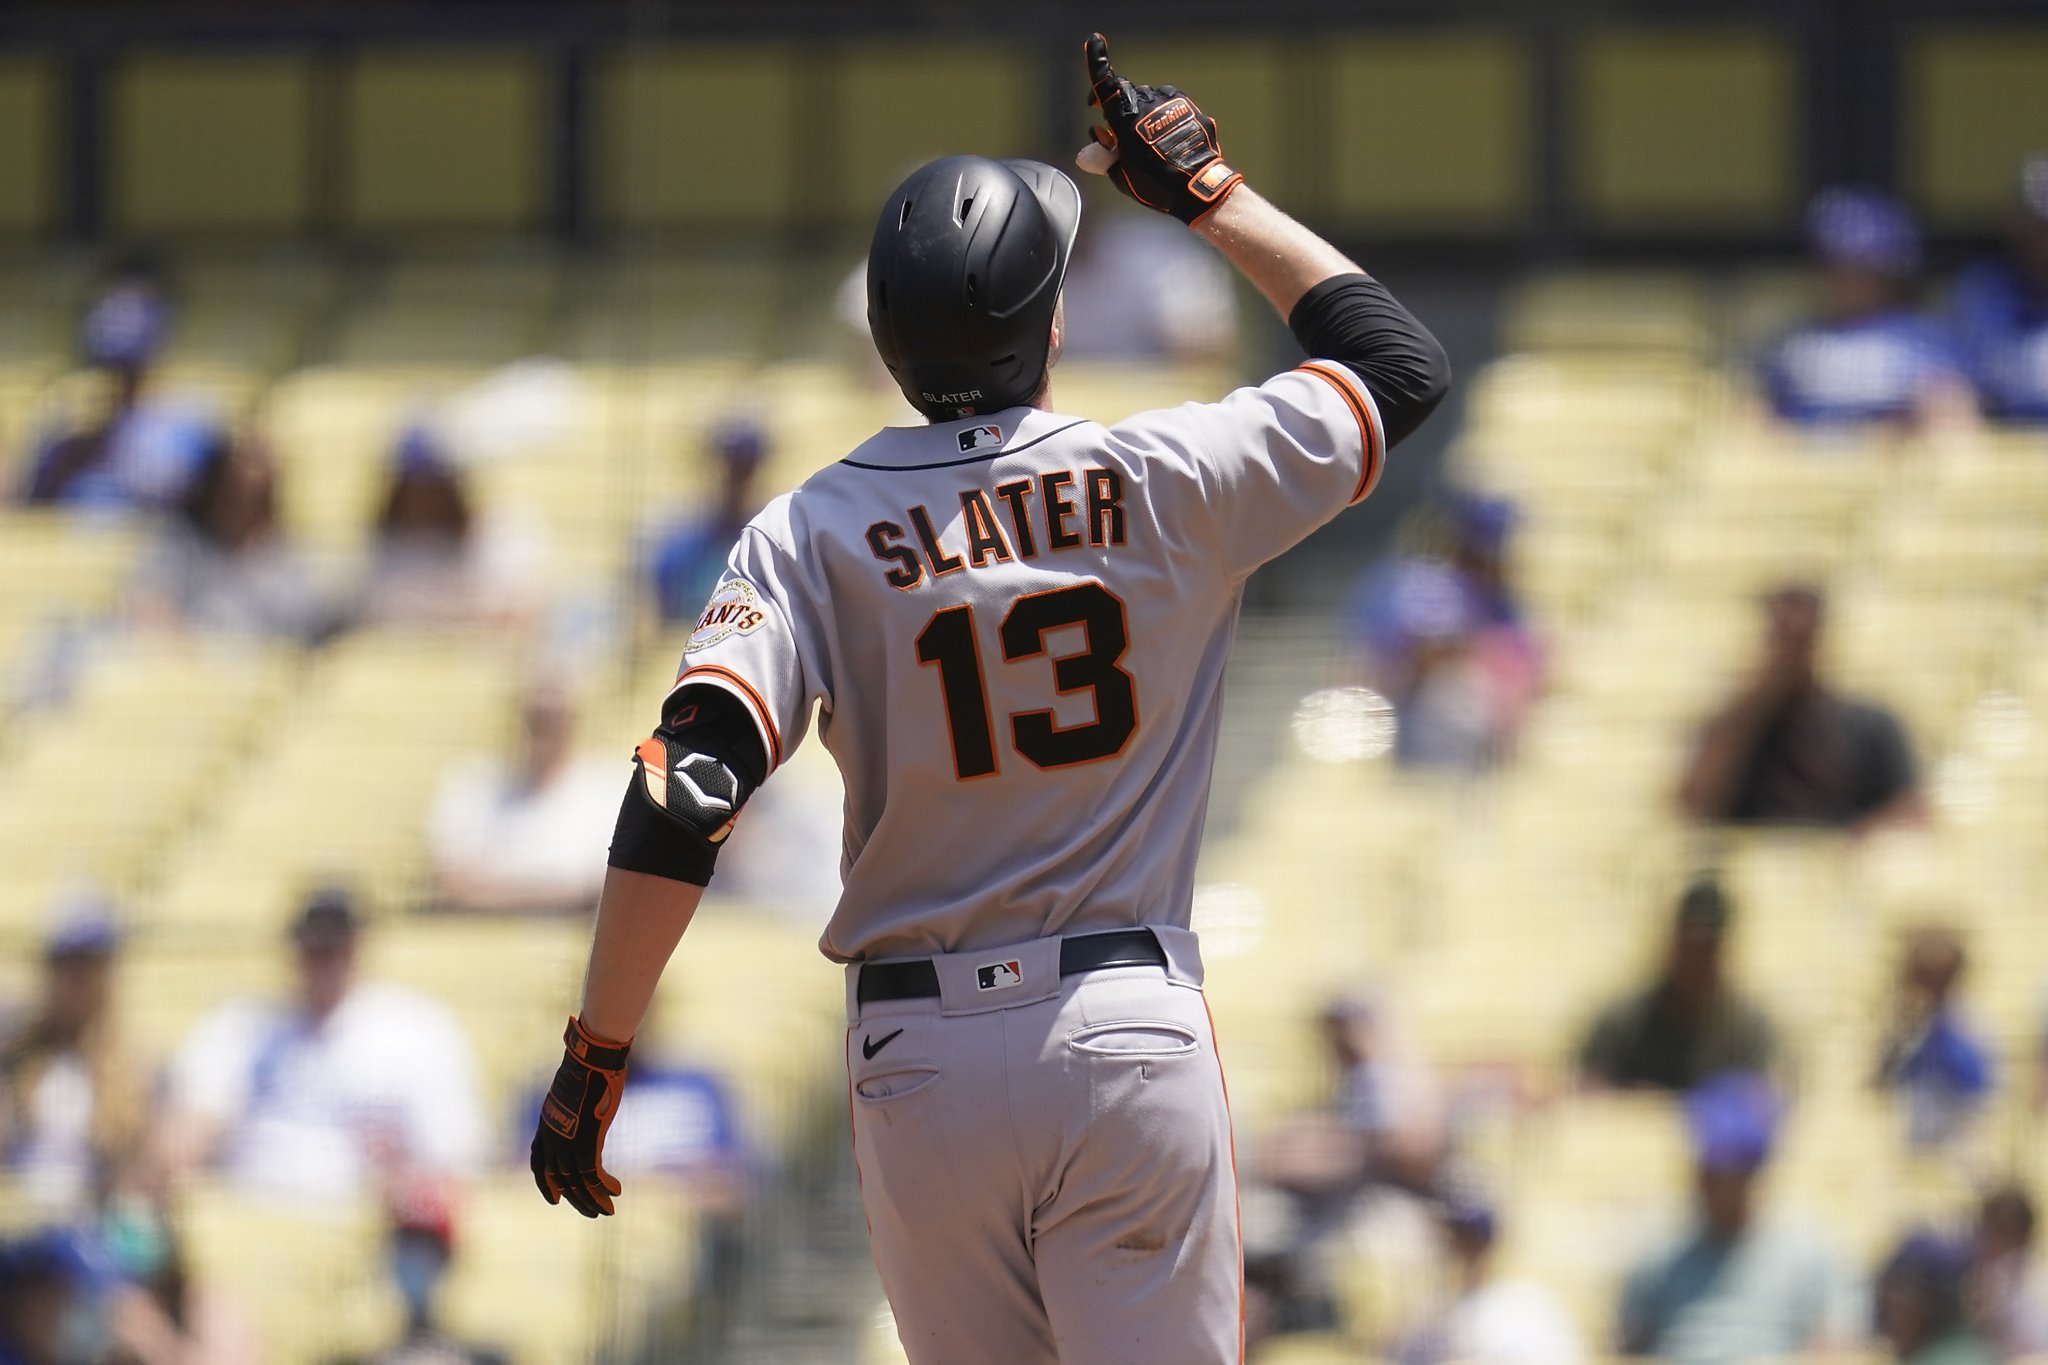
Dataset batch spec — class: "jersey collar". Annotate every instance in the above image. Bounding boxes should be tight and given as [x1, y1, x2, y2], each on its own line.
[842, 406, 1085, 472]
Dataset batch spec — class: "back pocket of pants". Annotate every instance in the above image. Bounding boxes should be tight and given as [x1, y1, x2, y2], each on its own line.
[1067, 1020, 1201, 1058]
[854, 1066, 942, 1103]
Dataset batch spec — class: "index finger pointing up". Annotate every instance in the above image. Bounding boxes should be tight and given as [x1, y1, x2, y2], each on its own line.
[1086, 32, 1128, 113]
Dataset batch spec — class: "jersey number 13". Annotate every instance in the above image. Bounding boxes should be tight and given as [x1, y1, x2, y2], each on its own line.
[915, 581, 1138, 780]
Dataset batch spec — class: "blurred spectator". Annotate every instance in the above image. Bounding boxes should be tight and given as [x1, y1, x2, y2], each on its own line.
[1258, 995, 1447, 1208]
[521, 1010, 753, 1337]
[1875, 925, 1992, 1150]
[127, 432, 335, 642]
[1970, 1186, 2048, 1357]
[1952, 156, 2048, 423]
[354, 1181, 507, 1365]
[0, 1222, 252, 1365]
[0, 905, 259, 1362]
[1877, 1231, 1999, 1365]
[1577, 877, 1783, 1092]
[1759, 187, 1976, 430]
[648, 417, 770, 625]
[601, 1057, 751, 1211]
[15, 265, 219, 512]
[1242, 995, 1447, 1345]
[0, 1227, 110, 1365]
[1324, 995, 1449, 1187]
[1618, 1074, 1857, 1365]
[1059, 208, 1240, 363]
[0, 895, 148, 1220]
[1390, 1191, 1585, 1365]
[164, 888, 485, 1204]
[1346, 492, 1545, 772]
[1678, 584, 1925, 832]
[1241, 1207, 1338, 1351]
[353, 426, 545, 634]
[427, 678, 619, 915]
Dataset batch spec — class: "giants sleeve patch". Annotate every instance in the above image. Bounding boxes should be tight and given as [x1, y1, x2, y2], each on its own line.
[688, 578, 769, 652]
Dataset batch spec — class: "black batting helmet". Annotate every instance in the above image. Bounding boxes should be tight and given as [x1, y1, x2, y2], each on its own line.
[867, 156, 1082, 420]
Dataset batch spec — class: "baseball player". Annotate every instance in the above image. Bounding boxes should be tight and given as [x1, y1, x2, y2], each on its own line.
[531, 33, 1450, 1363]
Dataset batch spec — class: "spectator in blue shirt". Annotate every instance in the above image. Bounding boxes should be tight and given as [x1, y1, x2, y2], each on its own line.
[1876, 924, 1993, 1150]
[1760, 188, 1975, 431]
[0, 1227, 110, 1365]
[16, 263, 219, 512]
[1876, 1231, 1999, 1365]
[1618, 1074, 1857, 1365]
[1952, 156, 2048, 423]
[648, 416, 770, 625]
[1346, 491, 1545, 772]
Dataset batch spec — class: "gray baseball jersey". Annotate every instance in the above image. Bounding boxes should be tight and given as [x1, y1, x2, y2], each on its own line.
[670, 360, 1384, 963]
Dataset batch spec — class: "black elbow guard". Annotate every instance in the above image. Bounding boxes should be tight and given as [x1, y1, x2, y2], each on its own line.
[1289, 273, 1452, 448]
[607, 687, 768, 887]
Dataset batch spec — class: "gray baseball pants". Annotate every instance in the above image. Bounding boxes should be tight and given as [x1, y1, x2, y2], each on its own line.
[844, 927, 1241, 1364]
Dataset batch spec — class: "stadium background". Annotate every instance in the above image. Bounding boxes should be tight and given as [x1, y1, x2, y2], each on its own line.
[1, 0, 2046, 1361]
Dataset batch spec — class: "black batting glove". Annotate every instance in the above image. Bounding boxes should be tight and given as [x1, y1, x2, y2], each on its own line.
[1084, 32, 1244, 225]
[530, 1016, 630, 1218]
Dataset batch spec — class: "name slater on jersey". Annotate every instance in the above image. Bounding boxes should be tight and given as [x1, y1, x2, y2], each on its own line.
[864, 467, 1127, 590]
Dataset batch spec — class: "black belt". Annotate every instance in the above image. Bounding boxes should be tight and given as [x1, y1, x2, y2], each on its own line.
[856, 929, 1166, 1004]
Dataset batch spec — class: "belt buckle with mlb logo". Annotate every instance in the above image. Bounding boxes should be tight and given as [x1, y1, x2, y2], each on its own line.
[975, 959, 1023, 991]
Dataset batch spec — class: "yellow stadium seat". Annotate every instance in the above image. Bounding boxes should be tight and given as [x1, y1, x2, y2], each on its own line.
[0, 512, 146, 619]
[562, 255, 787, 363]
[1251, 1335, 1373, 1364]
[1511, 526, 1627, 625]
[179, 1185, 397, 1365]
[438, 1174, 699, 1365]
[1651, 515, 1854, 598]
[1501, 272, 1714, 356]
[1872, 516, 2048, 594]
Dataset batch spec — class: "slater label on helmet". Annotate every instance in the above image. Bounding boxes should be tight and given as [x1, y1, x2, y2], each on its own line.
[923, 389, 984, 406]
[957, 423, 1003, 454]
[689, 579, 768, 652]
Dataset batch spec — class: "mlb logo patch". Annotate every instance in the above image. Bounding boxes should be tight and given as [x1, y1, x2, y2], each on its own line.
[957, 423, 1003, 454]
[976, 959, 1023, 991]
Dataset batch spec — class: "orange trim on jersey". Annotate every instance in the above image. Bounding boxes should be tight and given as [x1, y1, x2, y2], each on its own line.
[1296, 361, 1384, 504]
[1202, 994, 1247, 1365]
[679, 664, 784, 769]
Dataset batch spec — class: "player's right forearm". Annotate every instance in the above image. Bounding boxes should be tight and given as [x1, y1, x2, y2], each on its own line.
[1193, 187, 1360, 319]
[1199, 186, 1452, 446]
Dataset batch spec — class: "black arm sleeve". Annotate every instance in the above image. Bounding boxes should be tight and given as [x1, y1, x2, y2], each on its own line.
[606, 685, 770, 887]
[1288, 273, 1452, 448]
